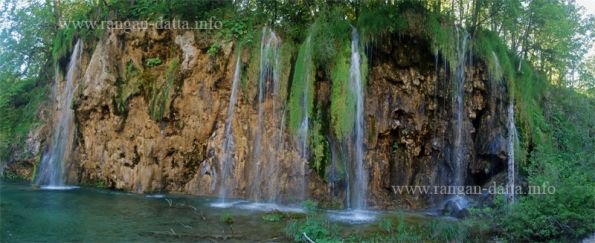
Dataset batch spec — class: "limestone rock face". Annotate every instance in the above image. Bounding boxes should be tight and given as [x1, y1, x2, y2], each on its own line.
[70, 29, 314, 200]
[11, 29, 508, 209]
[362, 35, 509, 208]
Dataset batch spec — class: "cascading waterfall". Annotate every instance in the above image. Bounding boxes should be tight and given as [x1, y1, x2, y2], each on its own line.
[250, 27, 283, 201]
[217, 55, 242, 204]
[35, 40, 83, 189]
[451, 29, 469, 188]
[328, 28, 375, 223]
[489, 50, 517, 203]
[507, 101, 518, 203]
[348, 28, 367, 210]
[295, 36, 312, 201]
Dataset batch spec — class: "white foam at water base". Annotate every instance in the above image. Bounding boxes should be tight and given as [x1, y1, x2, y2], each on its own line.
[210, 200, 245, 208]
[327, 209, 377, 224]
[40, 185, 79, 190]
[236, 202, 305, 213]
[145, 194, 166, 199]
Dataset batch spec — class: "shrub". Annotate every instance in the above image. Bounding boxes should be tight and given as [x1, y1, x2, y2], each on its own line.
[285, 216, 335, 242]
[262, 211, 284, 222]
[220, 212, 234, 225]
[145, 57, 162, 67]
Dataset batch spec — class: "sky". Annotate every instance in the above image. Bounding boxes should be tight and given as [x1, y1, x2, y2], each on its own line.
[576, 0, 595, 15]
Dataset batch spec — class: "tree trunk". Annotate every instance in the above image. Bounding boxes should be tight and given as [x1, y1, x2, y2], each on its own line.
[470, 0, 482, 37]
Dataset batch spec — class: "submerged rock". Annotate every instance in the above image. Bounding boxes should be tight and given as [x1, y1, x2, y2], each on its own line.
[440, 196, 470, 219]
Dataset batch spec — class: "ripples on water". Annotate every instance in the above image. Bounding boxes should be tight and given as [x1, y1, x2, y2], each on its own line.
[1, 182, 441, 241]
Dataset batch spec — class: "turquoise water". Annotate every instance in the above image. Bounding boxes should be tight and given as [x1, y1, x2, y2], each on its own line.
[1, 181, 452, 242]
[0, 182, 294, 242]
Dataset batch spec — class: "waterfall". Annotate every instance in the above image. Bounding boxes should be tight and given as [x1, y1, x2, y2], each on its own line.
[349, 28, 367, 210]
[295, 36, 312, 201]
[451, 29, 469, 187]
[297, 37, 312, 160]
[250, 27, 283, 201]
[217, 55, 242, 203]
[35, 40, 83, 188]
[507, 101, 517, 203]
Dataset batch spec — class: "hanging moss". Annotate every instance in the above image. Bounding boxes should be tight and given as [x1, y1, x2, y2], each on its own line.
[473, 30, 515, 86]
[113, 61, 141, 115]
[52, 28, 76, 68]
[330, 40, 355, 139]
[277, 41, 295, 103]
[242, 29, 262, 92]
[310, 114, 329, 177]
[309, 10, 350, 72]
[288, 38, 315, 134]
[148, 58, 179, 121]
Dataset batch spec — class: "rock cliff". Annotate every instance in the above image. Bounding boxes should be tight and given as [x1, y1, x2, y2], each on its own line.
[9, 28, 511, 209]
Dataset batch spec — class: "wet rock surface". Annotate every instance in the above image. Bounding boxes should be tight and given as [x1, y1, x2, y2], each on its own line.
[5, 30, 510, 209]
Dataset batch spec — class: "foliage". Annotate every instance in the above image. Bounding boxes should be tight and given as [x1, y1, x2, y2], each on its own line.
[144, 57, 162, 67]
[220, 212, 234, 225]
[287, 209, 474, 242]
[301, 199, 319, 213]
[111, 0, 229, 22]
[262, 211, 284, 222]
[310, 116, 329, 177]
[113, 57, 181, 121]
[1, 1, 594, 241]
[473, 30, 515, 84]
[577, 55, 595, 89]
[285, 216, 338, 243]
[207, 42, 221, 57]
[309, 10, 350, 72]
[0, 1, 55, 162]
[499, 87, 595, 241]
[0, 169, 28, 181]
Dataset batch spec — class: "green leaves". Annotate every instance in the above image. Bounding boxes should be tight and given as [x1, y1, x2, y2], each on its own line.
[144, 57, 162, 67]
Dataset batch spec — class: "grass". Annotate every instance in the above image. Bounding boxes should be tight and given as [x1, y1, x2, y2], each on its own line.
[283, 203, 478, 242]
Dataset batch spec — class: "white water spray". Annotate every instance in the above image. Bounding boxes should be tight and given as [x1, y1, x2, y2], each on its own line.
[35, 40, 83, 188]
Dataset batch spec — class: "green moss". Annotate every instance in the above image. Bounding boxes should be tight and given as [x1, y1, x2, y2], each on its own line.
[207, 41, 221, 56]
[277, 41, 295, 103]
[358, 2, 408, 44]
[114, 61, 141, 115]
[242, 28, 263, 92]
[473, 30, 515, 87]
[310, 115, 328, 177]
[51, 28, 76, 64]
[426, 16, 457, 71]
[30, 153, 41, 182]
[288, 38, 315, 134]
[220, 212, 234, 225]
[262, 211, 286, 222]
[330, 40, 354, 139]
[309, 10, 350, 72]
[145, 57, 162, 67]
[1, 170, 29, 181]
[148, 58, 179, 121]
